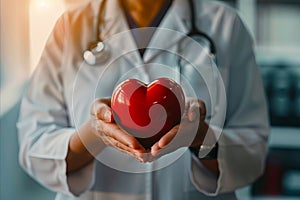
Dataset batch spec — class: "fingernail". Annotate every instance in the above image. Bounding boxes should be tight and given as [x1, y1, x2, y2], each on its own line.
[137, 157, 145, 163]
[104, 110, 111, 122]
[188, 110, 196, 122]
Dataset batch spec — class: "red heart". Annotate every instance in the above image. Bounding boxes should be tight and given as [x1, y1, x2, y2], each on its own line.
[111, 78, 185, 149]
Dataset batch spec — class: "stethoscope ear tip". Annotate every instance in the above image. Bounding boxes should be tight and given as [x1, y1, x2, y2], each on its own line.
[83, 42, 111, 66]
[83, 50, 96, 65]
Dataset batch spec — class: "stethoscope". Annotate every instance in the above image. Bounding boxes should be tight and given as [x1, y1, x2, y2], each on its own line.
[83, 0, 217, 66]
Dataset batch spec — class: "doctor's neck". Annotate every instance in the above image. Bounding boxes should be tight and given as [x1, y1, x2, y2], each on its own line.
[120, 0, 168, 27]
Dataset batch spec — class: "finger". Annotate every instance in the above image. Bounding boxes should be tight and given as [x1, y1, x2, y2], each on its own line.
[90, 98, 112, 122]
[90, 98, 111, 115]
[188, 100, 206, 122]
[151, 144, 178, 160]
[103, 135, 145, 154]
[198, 100, 207, 121]
[158, 125, 179, 149]
[98, 107, 112, 123]
[102, 135, 147, 162]
[97, 120, 145, 150]
[150, 142, 161, 157]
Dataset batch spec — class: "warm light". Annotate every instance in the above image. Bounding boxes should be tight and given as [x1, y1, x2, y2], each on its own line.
[31, 0, 51, 8]
[29, 0, 65, 73]
[37, 0, 49, 8]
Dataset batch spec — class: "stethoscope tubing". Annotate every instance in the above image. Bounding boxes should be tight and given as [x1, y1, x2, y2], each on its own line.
[83, 0, 217, 67]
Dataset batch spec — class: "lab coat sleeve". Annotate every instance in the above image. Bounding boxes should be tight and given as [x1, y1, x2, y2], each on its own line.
[17, 13, 95, 197]
[190, 14, 270, 195]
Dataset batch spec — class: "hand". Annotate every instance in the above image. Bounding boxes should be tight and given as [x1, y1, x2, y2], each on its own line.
[90, 98, 148, 162]
[150, 98, 208, 159]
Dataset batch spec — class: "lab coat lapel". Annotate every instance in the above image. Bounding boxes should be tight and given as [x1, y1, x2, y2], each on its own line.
[143, 0, 190, 63]
[99, 0, 143, 66]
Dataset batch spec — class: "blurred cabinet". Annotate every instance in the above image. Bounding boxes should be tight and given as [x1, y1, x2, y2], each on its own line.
[261, 62, 300, 126]
[218, 0, 300, 127]
[256, 0, 300, 50]
[218, 0, 237, 7]
[256, 0, 300, 65]
[220, 0, 300, 62]
[221, 1, 300, 199]
[254, 0, 300, 127]
[252, 127, 300, 198]
[252, 147, 300, 197]
[244, 1, 300, 198]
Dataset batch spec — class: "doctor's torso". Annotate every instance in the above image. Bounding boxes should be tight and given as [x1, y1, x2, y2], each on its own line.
[37, 0, 239, 199]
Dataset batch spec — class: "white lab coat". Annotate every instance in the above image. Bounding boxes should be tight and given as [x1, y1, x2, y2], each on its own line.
[17, 0, 270, 199]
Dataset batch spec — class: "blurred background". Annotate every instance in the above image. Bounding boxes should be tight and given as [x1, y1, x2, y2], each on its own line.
[1, 0, 299, 199]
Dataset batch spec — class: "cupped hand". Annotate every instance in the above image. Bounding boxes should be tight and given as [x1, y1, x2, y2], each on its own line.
[90, 98, 148, 162]
[150, 98, 208, 159]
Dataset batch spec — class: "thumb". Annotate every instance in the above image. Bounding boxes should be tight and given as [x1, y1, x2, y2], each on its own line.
[90, 99, 112, 122]
[187, 100, 206, 122]
[97, 107, 112, 122]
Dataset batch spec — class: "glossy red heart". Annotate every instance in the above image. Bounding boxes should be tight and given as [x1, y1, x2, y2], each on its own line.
[111, 78, 185, 149]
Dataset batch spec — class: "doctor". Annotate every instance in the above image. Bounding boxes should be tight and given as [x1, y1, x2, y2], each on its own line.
[18, 0, 270, 199]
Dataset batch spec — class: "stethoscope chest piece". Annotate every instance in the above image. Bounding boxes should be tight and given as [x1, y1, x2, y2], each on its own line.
[83, 41, 110, 66]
